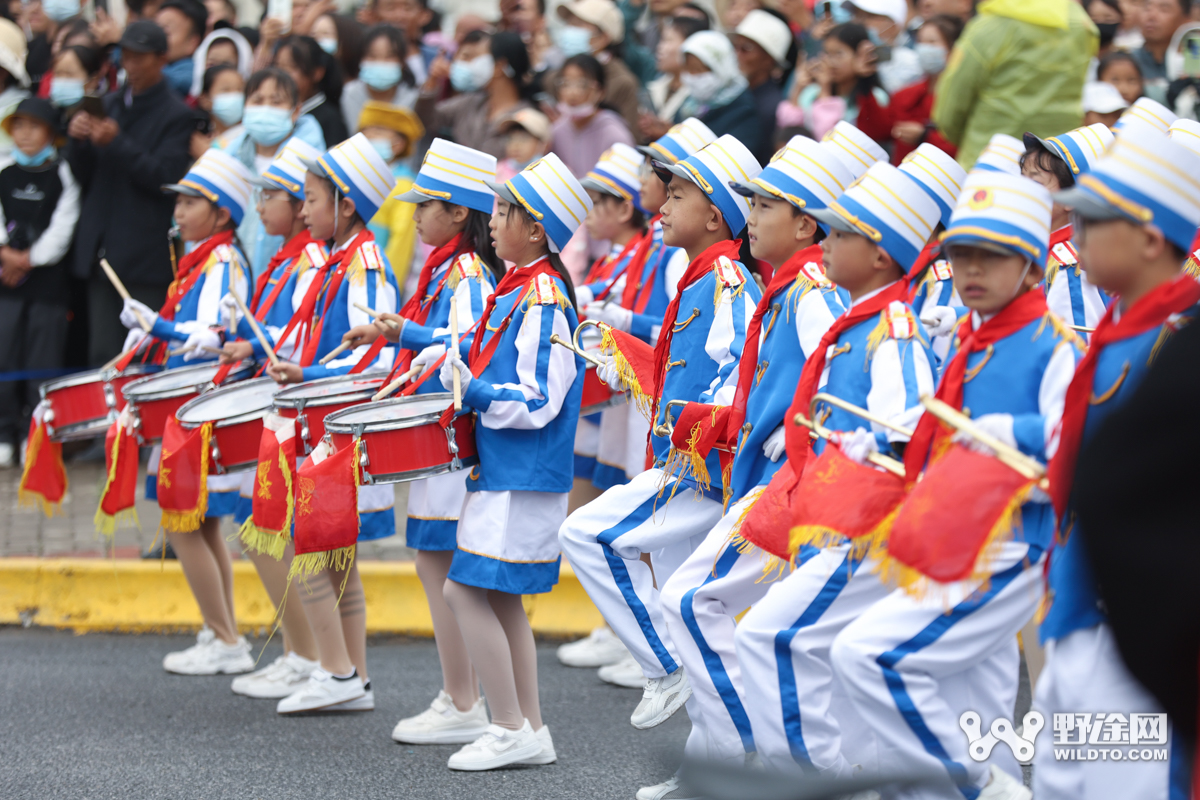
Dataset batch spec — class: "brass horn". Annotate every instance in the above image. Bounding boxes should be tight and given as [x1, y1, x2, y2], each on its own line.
[919, 395, 1050, 490]
[791, 411, 906, 478]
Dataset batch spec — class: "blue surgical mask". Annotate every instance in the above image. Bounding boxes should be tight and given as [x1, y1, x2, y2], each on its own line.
[49, 77, 85, 108]
[449, 54, 495, 93]
[13, 143, 56, 167]
[368, 136, 395, 164]
[318, 38, 338, 55]
[242, 105, 294, 146]
[554, 25, 593, 58]
[42, 0, 79, 22]
[359, 60, 403, 91]
[211, 92, 245, 125]
[915, 42, 947, 75]
[163, 58, 194, 96]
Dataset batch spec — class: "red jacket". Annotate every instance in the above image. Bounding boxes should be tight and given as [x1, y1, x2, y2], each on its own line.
[858, 77, 958, 164]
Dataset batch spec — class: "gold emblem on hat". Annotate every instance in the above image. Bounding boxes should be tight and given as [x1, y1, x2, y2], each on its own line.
[968, 188, 994, 210]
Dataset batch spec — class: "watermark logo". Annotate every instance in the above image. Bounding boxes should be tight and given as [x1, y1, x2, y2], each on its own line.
[960, 711, 1044, 765]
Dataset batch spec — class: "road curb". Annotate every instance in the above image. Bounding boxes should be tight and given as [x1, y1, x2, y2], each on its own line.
[0, 558, 605, 636]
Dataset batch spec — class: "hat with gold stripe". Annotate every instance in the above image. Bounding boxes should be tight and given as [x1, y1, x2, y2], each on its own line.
[822, 121, 887, 180]
[1056, 120, 1200, 252]
[1114, 97, 1177, 133]
[654, 134, 762, 233]
[486, 152, 592, 252]
[972, 133, 1024, 175]
[899, 143, 967, 226]
[255, 137, 323, 199]
[1167, 118, 1200, 158]
[808, 161, 941, 272]
[163, 148, 254, 225]
[941, 170, 1052, 267]
[1022, 123, 1114, 177]
[582, 142, 647, 213]
[727, 134, 855, 233]
[394, 137, 497, 214]
[302, 132, 395, 221]
[636, 117, 717, 165]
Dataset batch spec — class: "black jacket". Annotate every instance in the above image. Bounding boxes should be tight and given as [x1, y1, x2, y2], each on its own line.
[66, 79, 195, 284]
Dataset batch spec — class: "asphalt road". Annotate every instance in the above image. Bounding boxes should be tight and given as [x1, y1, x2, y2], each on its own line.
[0, 628, 689, 800]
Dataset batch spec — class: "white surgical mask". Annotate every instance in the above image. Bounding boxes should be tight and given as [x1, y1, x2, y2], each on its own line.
[556, 101, 596, 120]
[449, 54, 495, 93]
[915, 42, 947, 75]
[681, 71, 723, 104]
[317, 37, 338, 55]
[554, 25, 593, 57]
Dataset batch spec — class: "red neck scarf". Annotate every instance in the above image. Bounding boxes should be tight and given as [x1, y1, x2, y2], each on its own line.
[401, 233, 464, 325]
[906, 241, 941, 302]
[588, 232, 645, 299]
[621, 216, 662, 310]
[651, 238, 743, 424]
[161, 230, 235, 321]
[783, 279, 910, 472]
[295, 228, 374, 367]
[727, 244, 824, 445]
[467, 256, 561, 368]
[250, 230, 318, 321]
[904, 288, 1048, 482]
[1049, 224, 1073, 251]
[1048, 273, 1200, 518]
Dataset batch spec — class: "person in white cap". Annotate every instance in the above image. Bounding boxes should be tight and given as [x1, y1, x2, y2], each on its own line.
[558, 134, 764, 800]
[0, 18, 30, 158]
[1083, 79, 1130, 129]
[552, 0, 643, 133]
[834, 168, 1080, 800]
[731, 161, 939, 781]
[421, 152, 587, 771]
[732, 8, 798, 164]
[846, 0, 923, 93]
[679, 31, 762, 160]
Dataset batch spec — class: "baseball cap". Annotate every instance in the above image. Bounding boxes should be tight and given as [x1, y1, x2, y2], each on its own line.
[557, 0, 624, 44]
[734, 9, 794, 67]
[1083, 81, 1128, 115]
[498, 108, 552, 142]
[119, 20, 169, 54]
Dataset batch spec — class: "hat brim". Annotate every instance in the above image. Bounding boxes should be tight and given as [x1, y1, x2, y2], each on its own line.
[299, 156, 328, 178]
[939, 235, 1026, 258]
[483, 179, 519, 206]
[580, 176, 626, 199]
[807, 206, 856, 235]
[1022, 132, 1060, 163]
[394, 185, 443, 204]
[652, 160, 690, 186]
[728, 179, 770, 200]
[161, 183, 205, 197]
[1054, 185, 1131, 222]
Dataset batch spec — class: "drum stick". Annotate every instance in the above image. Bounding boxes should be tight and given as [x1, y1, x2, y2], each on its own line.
[230, 291, 280, 367]
[371, 366, 421, 402]
[100, 258, 151, 331]
[1068, 324, 1095, 334]
[352, 302, 401, 329]
[449, 302, 461, 412]
[318, 341, 352, 365]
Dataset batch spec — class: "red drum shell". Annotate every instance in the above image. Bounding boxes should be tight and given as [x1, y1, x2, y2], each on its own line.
[324, 394, 478, 484]
[175, 378, 279, 473]
[39, 365, 157, 441]
[581, 363, 621, 416]
[272, 372, 388, 453]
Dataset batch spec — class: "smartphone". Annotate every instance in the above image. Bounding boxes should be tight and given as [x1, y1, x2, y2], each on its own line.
[267, 0, 292, 32]
[77, 94, 105, 119]
[874, 43, 893, 63]
[1184, 33, 1200, 78]
[821, 0, 833, 19]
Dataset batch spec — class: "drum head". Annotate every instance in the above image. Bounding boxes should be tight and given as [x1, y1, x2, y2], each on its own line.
[177, 378, 279, 423]
[325, 393, 452, 432]
[579, 328, 605, 352]
[272, 372, 387, 407]
[125, 362, 253, 400]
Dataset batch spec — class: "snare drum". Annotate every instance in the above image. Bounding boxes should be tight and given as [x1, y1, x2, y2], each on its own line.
[272, 372, 388, 454]
[579, 327, 622, 416]
[39, 364, 159, 441]
[323, 394, 478, 484]
[174, 378, 280, 473]
[122, 362, 256, 444]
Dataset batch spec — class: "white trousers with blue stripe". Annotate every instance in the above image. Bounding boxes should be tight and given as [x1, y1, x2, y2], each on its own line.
[1032, 623, 1181, 800]
[734, 543, 888, 776]
[660, 488, 773, 765]
[830, 540, 1038, 799]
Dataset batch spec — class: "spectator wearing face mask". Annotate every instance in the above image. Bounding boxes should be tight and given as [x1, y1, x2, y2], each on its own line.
[341, 24, 418, 136]
[192, 63, 246, 156]
[273, 34, 349, 147]
[156, 0, 207, 98]
[417, 30, 534, 160]
[189, 28, 253, 96]
[1087, 0, 1124, 62]
[846, 0, 923, 93]
[775, 22, 883, 142]
[676, 30, 760, 156]
[639, 14, 708, 142]
[361, 0, 440, 83]
[358, 101, 423, 286]
[48, 44, 101, 113]
[732, 8, 797, 166]
[23, 0, 82, 95]
[496, 107, 550, 182]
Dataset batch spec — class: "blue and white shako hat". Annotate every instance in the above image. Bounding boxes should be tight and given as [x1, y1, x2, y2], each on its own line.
[654, 134, 762, 233]
[1056, 120, 1200, 252]
[941, 170, 1052, 268]
[163, 148, 254, 225]
[254, 137, 323, 199]
[1167, 118, 1200, 158]
[394, 137, 497, 214]
[898, 143, 967, 227]
[821, 121, 887, 181]
[1114, 97, 1177, 133]
[485, 152, 592, 253]
[808, 162, 942, 272]
[301, 132, 395, 222]
[637, 117, 716, 165]
[973, 133, 1024, 175]
[1022, 123, 1114, 177]
[582, 143, 647, 213]
[727, 134, 855, 234]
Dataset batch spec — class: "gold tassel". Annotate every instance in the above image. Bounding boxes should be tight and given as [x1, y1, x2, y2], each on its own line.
[159, 422, 212, 534]
[788, 504, 901, 565]
[1185, 254, 1200, 280]
[237, 448, 294, 560]
[288, 544, 357, 583]
[600, 327, 654, 419]
[94, 425, 139, 537]
[17, 425, 67, 517]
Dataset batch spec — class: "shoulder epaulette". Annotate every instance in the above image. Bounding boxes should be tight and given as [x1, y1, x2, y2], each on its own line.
[214, 244, 236, 264]
[931, 259, 953, 282]
[713, 255, 744, 288]
[449, 253, 484, 290]
[1050, 241, 1078, 268]
[884, 301, 917, 340]
[1184, 250, 1200, 280]
[360, 240, 384, 271]
[534, 272, 559, 305]
[304, 242, 328, 269]
[799, 260, 828, 285]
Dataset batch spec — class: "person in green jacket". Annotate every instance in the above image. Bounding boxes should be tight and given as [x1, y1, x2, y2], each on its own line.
[932, 0, 1098, 167]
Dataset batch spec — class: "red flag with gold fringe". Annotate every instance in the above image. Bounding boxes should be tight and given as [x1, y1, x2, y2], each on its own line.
[882, 443, 1036, 591]
[157, 416, 212, 533]
[239, 412, 297, 559]
[18, 411, 67, 517]
[289, 440, 361, 580]
[94, 409, 141, 535]
[666, 401, 732, 493]
[599, 327, 657, 418]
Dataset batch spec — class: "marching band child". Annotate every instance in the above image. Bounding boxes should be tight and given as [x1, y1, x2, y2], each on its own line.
[731, 161, 940, 777]
[558, 134, 763, 796]
[1021, 123, 1115, 334]
[832, 169, 1079, 800]
[428, 153, 587, 770]
[1034, 122, 1200, 800]
[372, 138, 503, 744]
[116, 149, 254, 675]
[264, 133, 400, 715]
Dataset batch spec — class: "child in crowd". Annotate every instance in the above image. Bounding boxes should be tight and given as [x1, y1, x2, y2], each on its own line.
[496, 108, 550, 184]
[357, 100, 422, 286]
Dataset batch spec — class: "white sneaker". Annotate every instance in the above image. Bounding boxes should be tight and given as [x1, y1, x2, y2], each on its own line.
[392, 690, 491, 744]
[977, 765, 1031, 800]
[327, 682, 374, 712]
[164, 632, 254, 675]
[518, 724, 557, 765]
[598, 655, 645, 689]
[163, 627, 214, 672]
[276, 668, 365, 714]
[231, 652, 318, 699]
[630, 668, 691, 729]
[0, 441, 14, 468]
[447, 720, 543, 771]
[635, 776, 699, 800]
[557, 626, 630, 668]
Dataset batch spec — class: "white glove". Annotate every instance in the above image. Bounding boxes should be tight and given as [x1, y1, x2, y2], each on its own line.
[762, 424, 787, 462]
[219, 293, 240, 330]
[576, 285, 594, 308]
[834, 427, 879, 465]
[584, 301, 632, 332]
[596, 354, 623, 391]
[922, 305, 961, 337]
[122, 327, 148, 352]
[439, 351, 472, 393]
[952, 413, 1016, 457]
[411, 342, 447, 376]
[120, 297, 158, 331]
[182, 327, 222, 361]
